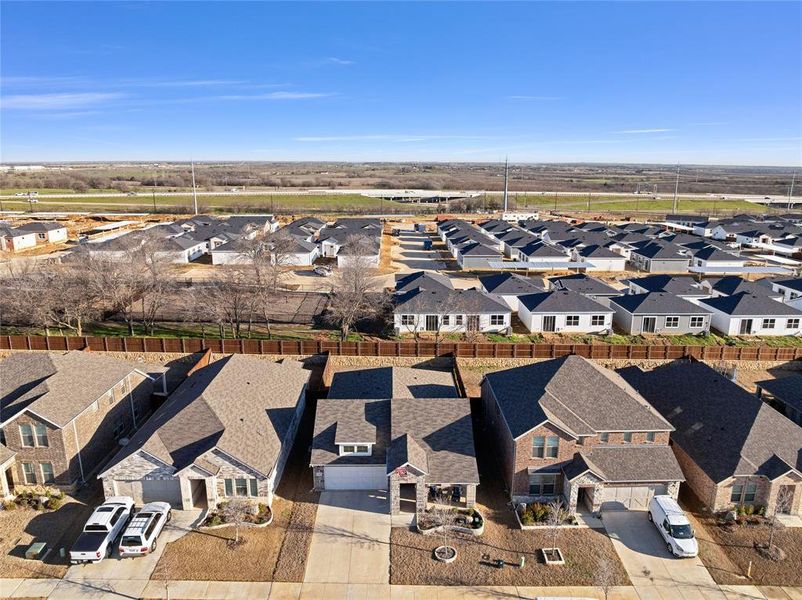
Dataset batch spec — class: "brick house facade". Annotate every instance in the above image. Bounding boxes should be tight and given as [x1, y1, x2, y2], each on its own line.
[1, 353, 165, 496]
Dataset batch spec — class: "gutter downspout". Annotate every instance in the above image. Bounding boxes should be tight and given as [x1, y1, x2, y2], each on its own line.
[72, 420, 85, 484]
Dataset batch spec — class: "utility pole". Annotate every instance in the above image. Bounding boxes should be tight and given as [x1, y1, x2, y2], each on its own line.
[191, 161, 199, 215]
[787, 170, 796, 210]
[503, 157, 509, 213]
[152, 190, 156, 213]
[672, 163, 680, 214]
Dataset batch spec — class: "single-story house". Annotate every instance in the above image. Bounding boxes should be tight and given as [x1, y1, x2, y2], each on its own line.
[756, 375, 802, 427]
[624, 274, 711, 302]
[17, 222, 69, 244]
[518, 240, 571, 265]
[571, 244, 627, 272]
[518, 290, 614, 333]
[456, 242, 503, 270]
[701, 276, 782, 300]
[698, 292, 802, 336]
[311, 396, 480, 514]
[482, 355, 683, 511]
[547, 274, 622, 306]
[771, 278, 802, 302]
[629, 242, 691, 273]
[610, 292, 712, 335]
[0, 226, 37, 252]
[99, 355, 310, 509]
[394, 271, 454, 295]
[691, 246, 746, 271]
[621, 360, 802, 517]
[394, 288, 511, 335]
[479, 273, 544, 311]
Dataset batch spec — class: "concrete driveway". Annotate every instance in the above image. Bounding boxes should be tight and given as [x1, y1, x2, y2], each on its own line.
[304, 490, 390, 585]
[56, 509, 201, 594]
[393, 231, 448, 273]
[603, 510, 727, 600]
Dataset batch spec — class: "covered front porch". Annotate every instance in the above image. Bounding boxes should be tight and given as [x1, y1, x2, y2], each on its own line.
[389, 467, 476, 515]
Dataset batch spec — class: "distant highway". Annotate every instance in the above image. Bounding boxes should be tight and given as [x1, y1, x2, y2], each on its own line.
[1, 188, 800, 203]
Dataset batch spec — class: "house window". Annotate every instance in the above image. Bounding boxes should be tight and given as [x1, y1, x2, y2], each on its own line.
[34, 424, 48, 447]
[442, 315, 450, 326]
[565, 315, 580, 327]
[340, 445, 371, 456]
[490, 315, 505, 326]
[787, 318, 800, 329]
[730, 484, 744, 503]
[744, 482, 757, 503]
[528, 473, 557, 496]
[455, 315, 464, 326]
[599, 432, 609, 443]
[646, 432, 656, 443]
[623, 432, 633, 443]
[532, 435, 559, 458]
[342, 445, 356, 453]
[113, 417, 126, 439]
[690, 316, 705, 328]
[22, 462, 36, 485]
[591, 315, 606, 326]
[224, 478, 255, 497]
[106, 390, 115, 406]
[19, 424, 35, 447]
[762, 318, 776, 329]
[665, 316, 680, 328]
[40, 462, 55, 484]
[400, 315, 415, 326]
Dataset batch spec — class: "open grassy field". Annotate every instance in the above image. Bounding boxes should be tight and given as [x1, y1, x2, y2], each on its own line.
[0, 193, 413, 214]
[516, 194, 771, 214]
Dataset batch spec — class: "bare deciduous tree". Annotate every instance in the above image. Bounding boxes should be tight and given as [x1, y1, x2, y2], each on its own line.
[768, 485, 794, 552]
[327, 237, 384, 340]
[546, 499, 568, 552]
[596, 556, 617, 600]
[221, 498, 253, 546]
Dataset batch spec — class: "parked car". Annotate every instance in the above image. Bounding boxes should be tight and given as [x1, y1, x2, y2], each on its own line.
[648, 495, 698, 558]
[314, 266, 332, 277]
[70, 496, 135, 564]
[118, 502, 172, 557]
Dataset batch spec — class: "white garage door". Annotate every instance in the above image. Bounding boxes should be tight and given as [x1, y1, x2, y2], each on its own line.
[324, 466, 387, 490]
[115, 478, 183, 507]
[601, 484, 667, 511]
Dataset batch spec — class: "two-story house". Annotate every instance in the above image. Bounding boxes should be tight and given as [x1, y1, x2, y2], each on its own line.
[481, 355, 683, 513]
[0, 351, 167, 496]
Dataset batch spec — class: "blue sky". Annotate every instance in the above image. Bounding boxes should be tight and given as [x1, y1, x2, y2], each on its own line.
[1, 2, 800, 165]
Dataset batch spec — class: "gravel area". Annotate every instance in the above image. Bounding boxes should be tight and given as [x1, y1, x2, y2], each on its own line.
[0, 486, 99, 579]
[151, 396, 320, 582]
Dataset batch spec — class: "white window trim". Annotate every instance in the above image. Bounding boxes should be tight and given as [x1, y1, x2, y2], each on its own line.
[665, 316, 680, 328]
[39, 462, 55, 484]
[338, 443, 373, 457]
[565, 315, 580, 327]
[690, 316, 705, 328]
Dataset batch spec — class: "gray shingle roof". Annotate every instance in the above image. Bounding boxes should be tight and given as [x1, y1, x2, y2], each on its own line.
[17, 221, 66, 233]
[479, 273, 544, 295]
[0, 351, 164, 428]
[620, 360, 802, 482]
[394, 288, 509, 314]
[394, 271, 454, 294]
[483, 355, 672, 439]
[773, 278, 802, 293]
[388, 398, 479, 484]
[626, 275, 708, 297]
[577, 244, 621, 258]
[611, 292, 712, 315]
[101, 355, 310, 477]
[756, 375, 802, 413]
[548, 274, 621, 296]
[693, 246, 742, 262]
[566, 446, 685, 483]
[518, 290, 612, 313]
[707, 276, 776, 297]
[311, 399, 389, 466]
[699, 292, 802, 316]
[328, 366, 458, 399]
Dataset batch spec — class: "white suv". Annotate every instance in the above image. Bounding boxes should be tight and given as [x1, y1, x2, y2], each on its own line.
[118, 502, 172, 557]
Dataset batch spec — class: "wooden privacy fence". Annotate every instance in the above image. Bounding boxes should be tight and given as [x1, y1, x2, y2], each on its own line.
[2, 334, 802, 362]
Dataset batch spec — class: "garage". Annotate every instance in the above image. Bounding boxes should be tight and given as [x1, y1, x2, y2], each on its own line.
[113, 478, 184, 507]
[323, 465, 387, 490]
[600, 483, 667, 511]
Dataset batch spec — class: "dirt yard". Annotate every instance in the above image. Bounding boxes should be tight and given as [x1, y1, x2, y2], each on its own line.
[151, 396, 321, 582]
[0, 486, 99, 579]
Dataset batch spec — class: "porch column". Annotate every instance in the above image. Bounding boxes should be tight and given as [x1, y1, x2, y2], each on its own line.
[179, 478, 194, 511]
[415, 480, 427, 513]
[389, 476, 401, 515]
[465, 484, 476, 508]
[0, 463, 11, 498]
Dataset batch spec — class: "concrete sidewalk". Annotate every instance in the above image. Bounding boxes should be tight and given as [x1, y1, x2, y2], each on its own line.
[1, 579, 796, 599]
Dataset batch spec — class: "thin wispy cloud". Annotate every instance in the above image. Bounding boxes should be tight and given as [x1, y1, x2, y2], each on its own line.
[323, 57, 354, 66]
[1, 92, 127, 110]
[214, 91, 336, 101]
[613, 128, 677, 134]
[294, 134, 495, 143]
[508, 95, 561, 101]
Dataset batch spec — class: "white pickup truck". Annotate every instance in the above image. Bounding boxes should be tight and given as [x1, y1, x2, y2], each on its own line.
[70, 497, 135, 564]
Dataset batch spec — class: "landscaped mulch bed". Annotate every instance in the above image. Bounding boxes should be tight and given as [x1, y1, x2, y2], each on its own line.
[0, 486, 99, 579]
[151, 395, 321, 582]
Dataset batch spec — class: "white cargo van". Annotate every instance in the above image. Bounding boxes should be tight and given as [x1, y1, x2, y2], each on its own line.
[648, 495, 698, 558]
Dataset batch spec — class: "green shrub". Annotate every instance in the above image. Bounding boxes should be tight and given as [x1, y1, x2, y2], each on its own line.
[744, 504, 755, 516]
[208, 515, 223, 526]
[757, 505, 766, 516]
[47, 497, 63, 510]
[2, 500, 17, 510]
[736, 504, 746, 516]
[520, 512, 534, 526]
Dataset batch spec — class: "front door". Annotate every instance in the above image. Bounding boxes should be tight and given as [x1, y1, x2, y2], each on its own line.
[642, 317, 656, 333]
[425, 315, 439, 331]
[740, 319, 753, 335]
[543, 315, 556, 332]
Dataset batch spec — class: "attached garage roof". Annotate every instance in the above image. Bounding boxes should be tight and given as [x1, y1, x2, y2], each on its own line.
[567, 446, 685, 483]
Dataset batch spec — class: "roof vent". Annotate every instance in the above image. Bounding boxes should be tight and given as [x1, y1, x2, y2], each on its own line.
[118, 437, 130, 447]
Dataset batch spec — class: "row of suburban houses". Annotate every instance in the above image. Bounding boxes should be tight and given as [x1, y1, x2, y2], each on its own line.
[2, 349, 800, 520]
